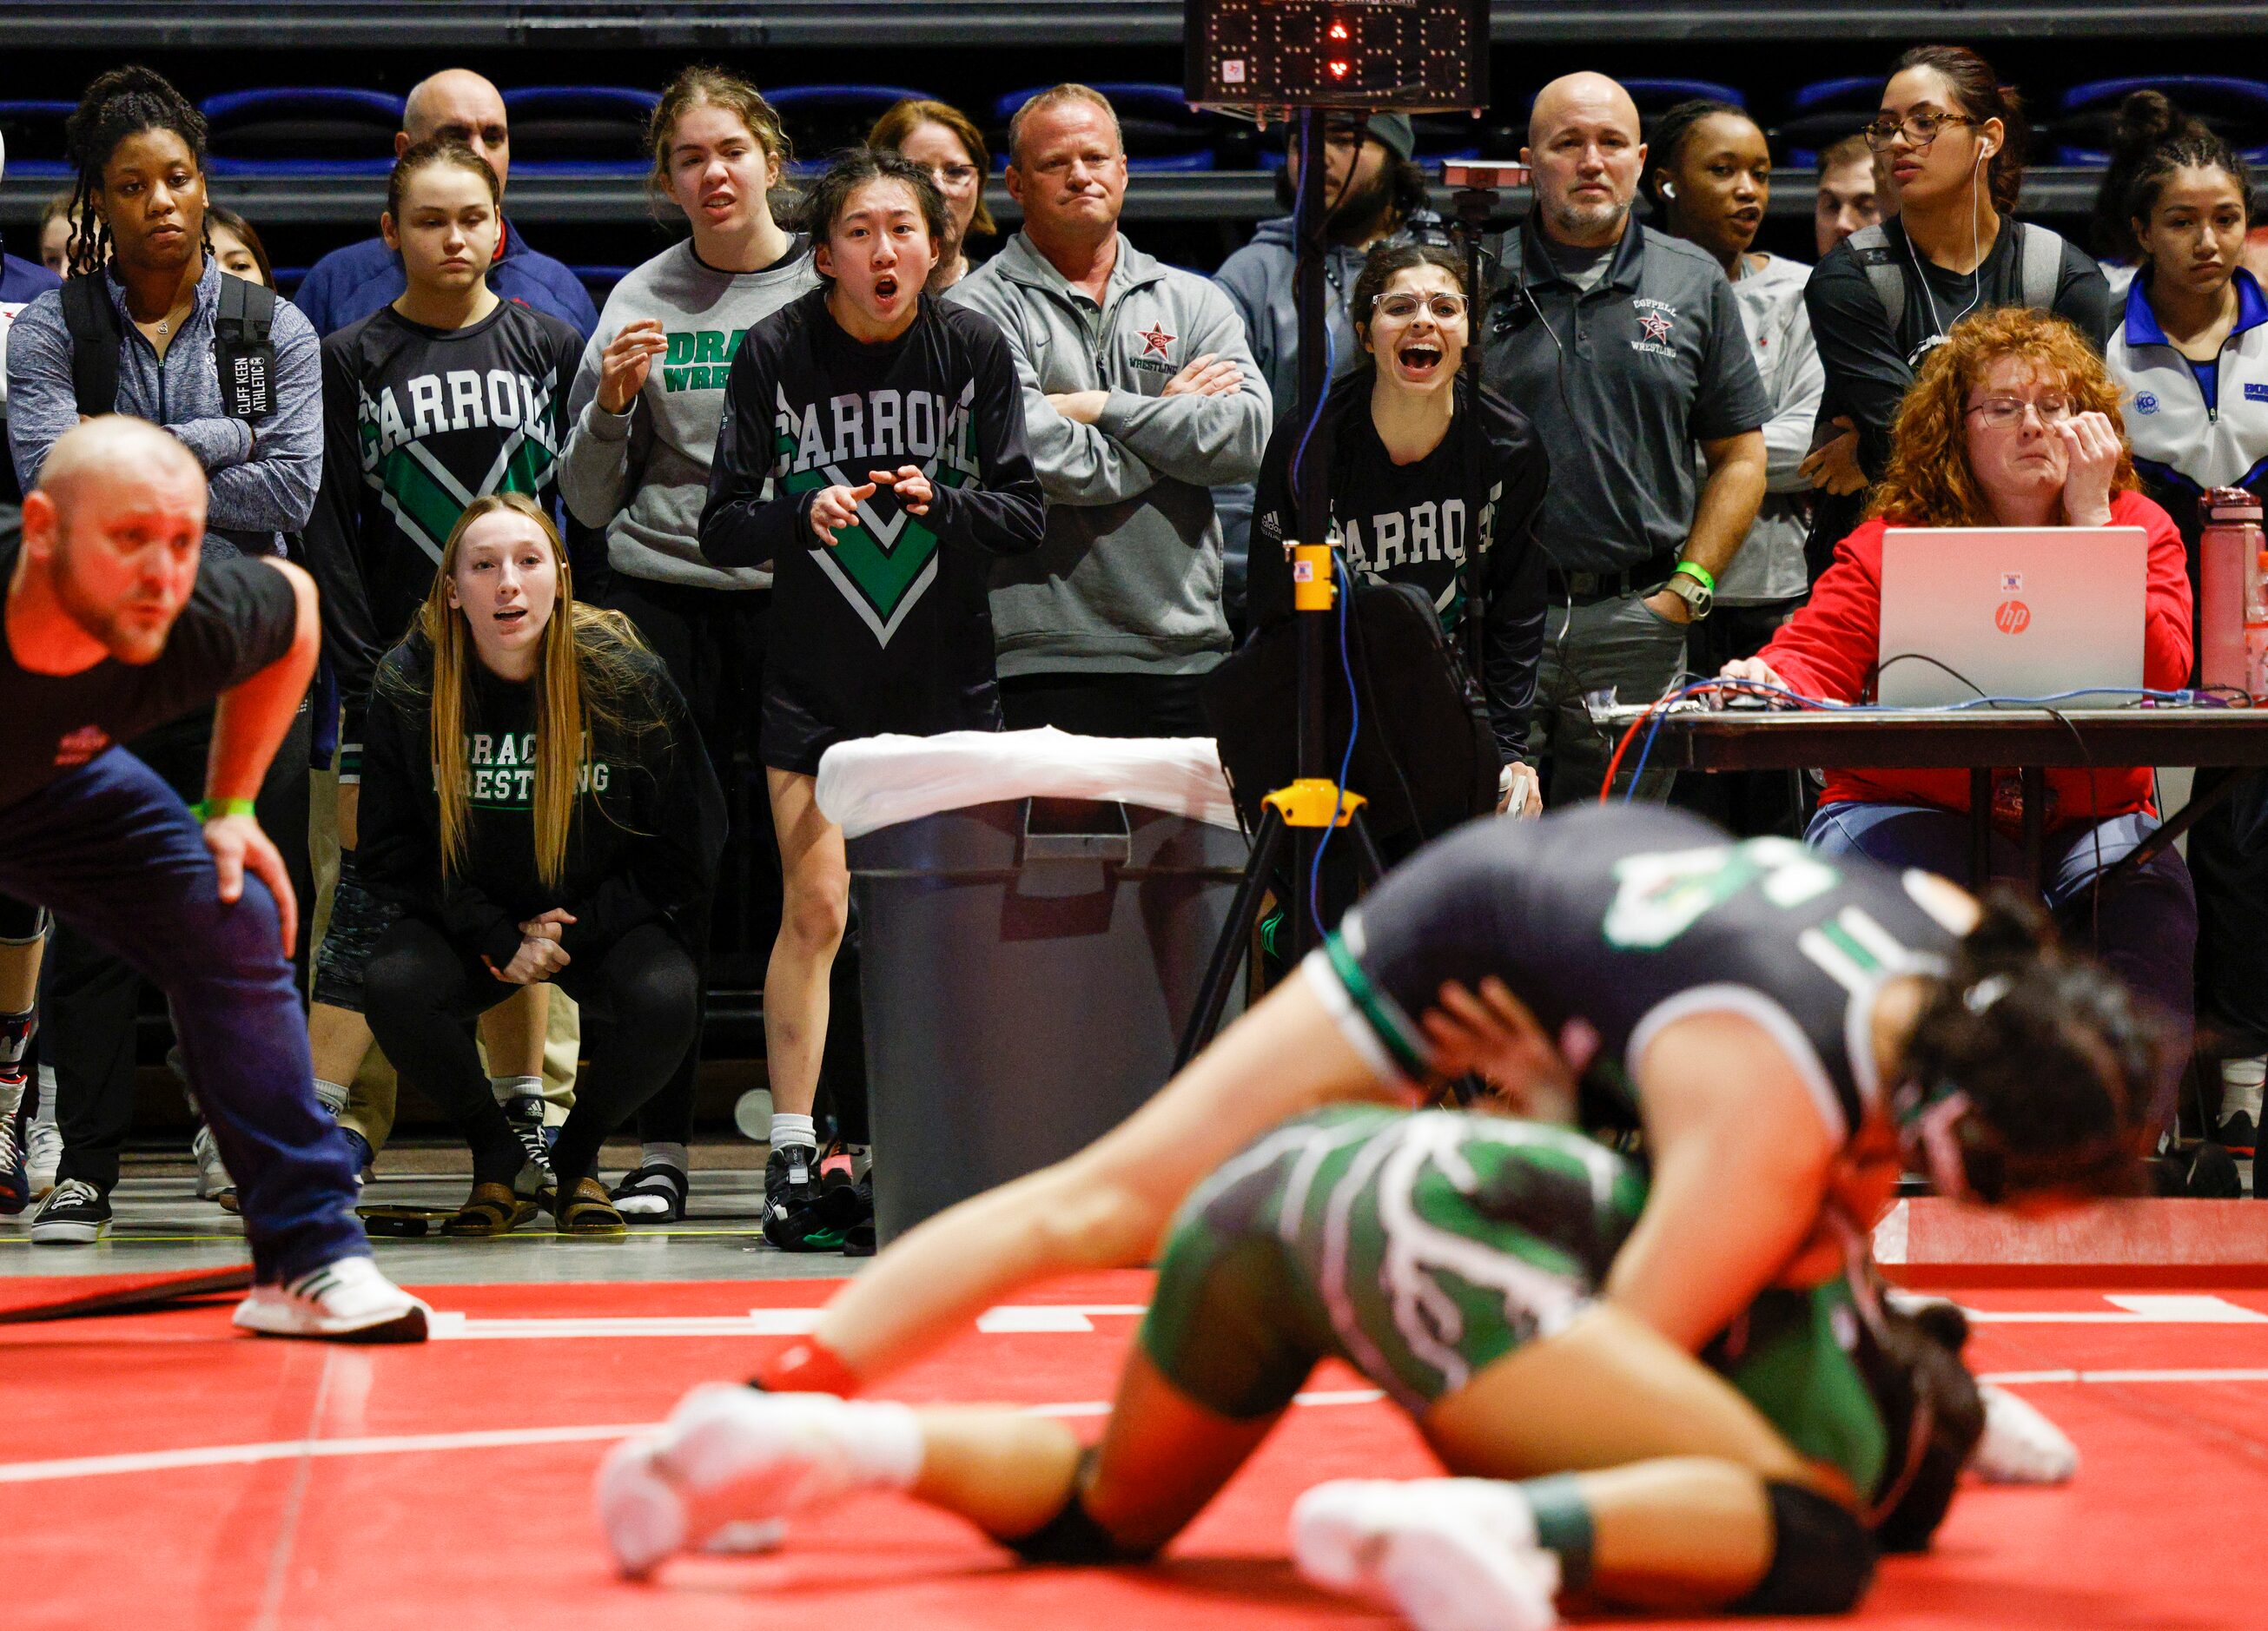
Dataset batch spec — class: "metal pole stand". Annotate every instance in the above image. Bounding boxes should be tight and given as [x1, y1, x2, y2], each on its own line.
[1175, 538, 1385, 1068]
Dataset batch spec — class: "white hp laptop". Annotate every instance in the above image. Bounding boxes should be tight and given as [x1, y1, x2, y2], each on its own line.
[1875, 527, 2149, 709]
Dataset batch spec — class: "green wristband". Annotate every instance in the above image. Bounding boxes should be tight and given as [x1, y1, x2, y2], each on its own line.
[1672, 558, 1716, 593]
[190, 797, 258, 822]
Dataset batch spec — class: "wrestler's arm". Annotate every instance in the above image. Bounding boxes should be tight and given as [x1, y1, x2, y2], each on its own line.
[1603, 1011, 1839, 1354]
[810, 973, 1403, 1387]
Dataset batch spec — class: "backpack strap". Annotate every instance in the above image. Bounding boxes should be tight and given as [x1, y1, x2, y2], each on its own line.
[1846, 222, 1906, 336]
[57, 273, 121, 419]
[2016, 221, 2066, 314]
[212, 271, 276, 347]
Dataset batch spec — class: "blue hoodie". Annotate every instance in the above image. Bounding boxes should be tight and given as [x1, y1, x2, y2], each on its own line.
[294, 216, 598, 340]
[0, 249, 62, 506]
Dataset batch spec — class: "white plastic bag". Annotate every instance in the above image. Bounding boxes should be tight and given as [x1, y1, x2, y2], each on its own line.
[815, 728, 1240, 840]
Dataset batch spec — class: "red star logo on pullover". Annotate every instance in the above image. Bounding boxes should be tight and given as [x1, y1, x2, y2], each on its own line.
[1137, 323, 1176, 359]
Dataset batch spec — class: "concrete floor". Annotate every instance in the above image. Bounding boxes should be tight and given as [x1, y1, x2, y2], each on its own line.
[0, 1139, 860, 1284]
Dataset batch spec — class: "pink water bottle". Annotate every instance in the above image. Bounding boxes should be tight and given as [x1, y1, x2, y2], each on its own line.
[2199, 488, 2263, 691]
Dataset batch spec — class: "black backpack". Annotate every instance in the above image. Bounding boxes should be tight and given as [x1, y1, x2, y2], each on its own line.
[1201, 578, 1500, 850]
[60, 269, 286, 555]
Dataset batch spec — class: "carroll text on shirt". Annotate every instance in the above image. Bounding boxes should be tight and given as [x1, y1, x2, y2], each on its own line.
[359, 369, 561, 463]
[661, 328, 744, 393]
[770, 386, 983, 483]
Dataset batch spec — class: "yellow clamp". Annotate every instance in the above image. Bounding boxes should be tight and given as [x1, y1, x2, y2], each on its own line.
[1264, 778, 1368, 829]
[1291, 541, 1335, 612]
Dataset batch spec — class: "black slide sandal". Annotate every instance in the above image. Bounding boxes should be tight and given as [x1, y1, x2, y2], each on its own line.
[609, 1162, 689, 1224]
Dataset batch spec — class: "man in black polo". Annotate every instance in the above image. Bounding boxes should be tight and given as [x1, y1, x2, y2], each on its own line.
[1484, 72, 1769, 804]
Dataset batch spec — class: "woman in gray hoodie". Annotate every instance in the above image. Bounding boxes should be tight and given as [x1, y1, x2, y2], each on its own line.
[558, 67, 817, 1220]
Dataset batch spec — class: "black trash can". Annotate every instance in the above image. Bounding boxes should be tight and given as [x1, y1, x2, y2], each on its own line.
[846, 796, 1248, 1244]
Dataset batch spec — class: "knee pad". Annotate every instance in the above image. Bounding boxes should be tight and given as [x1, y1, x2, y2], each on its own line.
[1730, 1482, 1876, 1616]
[1002, 1450, 1153, 1567]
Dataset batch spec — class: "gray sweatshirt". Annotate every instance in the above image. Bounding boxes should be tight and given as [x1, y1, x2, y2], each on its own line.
[6, 258, 322, 556]
[559, 235, 817, 591]
[1713, 251, 1822, 604]
[945, 229, 1271, 677]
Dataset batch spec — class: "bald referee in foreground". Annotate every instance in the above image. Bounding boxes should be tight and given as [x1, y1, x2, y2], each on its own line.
[0, 417, 424, 1339]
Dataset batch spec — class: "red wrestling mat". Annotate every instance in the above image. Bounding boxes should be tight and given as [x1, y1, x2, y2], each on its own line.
[4, 1269, 2266, 1630]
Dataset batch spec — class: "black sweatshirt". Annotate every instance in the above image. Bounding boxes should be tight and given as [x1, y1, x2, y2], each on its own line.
[303, 299, 583, 767]
[357, 626, 726, 968]
[1247, 368, 1550, 764]
[698, 286, 1045, 761]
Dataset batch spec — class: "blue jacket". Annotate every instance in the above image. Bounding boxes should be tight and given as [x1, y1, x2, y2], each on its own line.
[294, 217, 598, 340]
[0, 251, 62, 505]
[2109, 267, 2268, 505]
[6, 257, 322, 553]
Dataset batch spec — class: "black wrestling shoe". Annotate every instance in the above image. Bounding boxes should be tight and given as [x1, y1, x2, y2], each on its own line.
[506, 1095, 557, 1193]
[764, 1144, 840, 1251]
[2218, 1110, 2258, 1159]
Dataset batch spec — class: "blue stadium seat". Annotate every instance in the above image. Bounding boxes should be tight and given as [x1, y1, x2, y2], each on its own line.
[991, 84, 1216, 172]
[766, 86, 937, 171]
[1781, 76, 1884, 167]
[201, 88, 403, 175]
[504, 86, 658, 174]
[0, 101, 75, 179]
[1623, 78, 1747, 114]
[2056, 76, 2268, 165]
[571, 265, 633, 305]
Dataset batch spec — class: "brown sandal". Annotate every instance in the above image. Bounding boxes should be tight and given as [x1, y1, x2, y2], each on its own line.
[555, 1176, 626, 1237]
[443, 1181, 539, 1237]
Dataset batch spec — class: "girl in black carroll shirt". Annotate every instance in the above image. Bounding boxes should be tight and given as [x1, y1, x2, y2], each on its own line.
[359, 494, 725, 1235]
[1249, 242, 1551, 817]
[698, 150, 1042, 1246]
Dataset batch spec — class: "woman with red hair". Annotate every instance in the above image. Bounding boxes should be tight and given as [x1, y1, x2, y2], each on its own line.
[1723, 305, 2195, 1121]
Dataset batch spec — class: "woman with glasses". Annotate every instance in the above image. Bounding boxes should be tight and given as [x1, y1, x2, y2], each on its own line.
[1800, 46, 2110, 575]
[1723, 306, 2196, 1132]
[1246, 243, 1551, 816]
[867, 99, 995, 294]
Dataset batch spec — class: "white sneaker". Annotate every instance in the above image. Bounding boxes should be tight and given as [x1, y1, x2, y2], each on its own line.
[231, 1256, 429, 1343]
[1970, 1384, 2079, 1484]
[1293, 1480, 1562, 1631]
[190, 1125, 239, 1212]
[595, 1385, 919, 1578]
[26, 1110, 60, 1198]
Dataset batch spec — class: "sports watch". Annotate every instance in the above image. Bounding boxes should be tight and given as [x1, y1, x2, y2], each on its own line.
[1663, 559, 1715, 621]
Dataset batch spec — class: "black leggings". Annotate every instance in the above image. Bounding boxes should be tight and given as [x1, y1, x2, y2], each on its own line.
[364, 916, 700, 1189]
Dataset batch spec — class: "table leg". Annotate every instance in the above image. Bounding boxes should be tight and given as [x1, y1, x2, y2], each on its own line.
[2020, 765, 2046, 892]
[1969, 767, 1993, 888]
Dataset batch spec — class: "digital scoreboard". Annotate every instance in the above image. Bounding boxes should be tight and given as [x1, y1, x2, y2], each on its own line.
[1184, 0, 1490, 114]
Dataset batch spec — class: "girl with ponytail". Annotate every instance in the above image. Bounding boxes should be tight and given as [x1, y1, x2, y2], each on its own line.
[356, 495, 727, 1235]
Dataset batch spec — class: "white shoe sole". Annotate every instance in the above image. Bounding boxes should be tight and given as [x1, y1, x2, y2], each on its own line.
[30, 1218, 104, 1245]
[231, 1295, 430, 1344]
[597, 1435, 688, 1579]
[1293, 1484, 1558, 1631]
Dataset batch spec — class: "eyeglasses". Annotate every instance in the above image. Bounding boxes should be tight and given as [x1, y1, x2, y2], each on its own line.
[932, 163, 981, 188]
[1966, 394, 2075, 429]
[1372, 293, 1468, 322]
[1862, 109, 1977, 151]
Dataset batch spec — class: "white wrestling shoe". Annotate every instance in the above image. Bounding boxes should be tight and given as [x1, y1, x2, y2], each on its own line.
[596, 1384, 922, 1579]
[1293, 1479, 1562, 1631]
[1970, 1384, 2079, 1483]
[231, 1257, 429, 1343]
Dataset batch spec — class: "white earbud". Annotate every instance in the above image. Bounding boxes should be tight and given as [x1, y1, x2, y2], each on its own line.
[1661, 181, 1676, 199]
